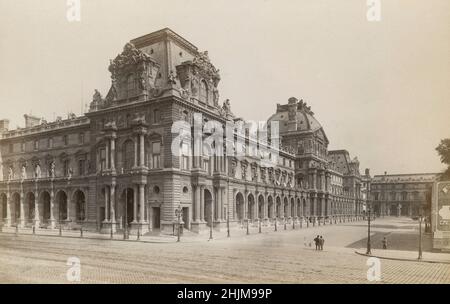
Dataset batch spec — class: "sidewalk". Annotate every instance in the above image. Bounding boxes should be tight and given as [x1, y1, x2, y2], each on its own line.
[355, 248, 450, 264]
[0, 219, 346, 244]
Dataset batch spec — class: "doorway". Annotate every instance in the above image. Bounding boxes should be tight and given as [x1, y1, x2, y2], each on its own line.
[152, 207, 160, 229]
[182, 207, 189, 229]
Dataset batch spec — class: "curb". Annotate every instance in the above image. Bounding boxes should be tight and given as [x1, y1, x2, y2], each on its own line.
[354, 250, 450, 265]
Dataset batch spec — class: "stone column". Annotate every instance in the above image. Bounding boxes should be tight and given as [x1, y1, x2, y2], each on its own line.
[49, 190, 55, 228]
[105, 139, 110, 170]
[133, 185, 138, 222]
[19, 191, 25, 227]
[6, 192, 11, 226]
[66, 193, 71, 223]
[244, 191, 248, 220]
[139, 134, 145, 167]
[218, 187, 223, 221]
[194, 185, 200, 222]
[110, 137, 116, 171]
[200, 185, 205, 222]
[134, 137, 138, 168]
[110, 185, 116, 223]
[104, 187, 109, 222]
[139, 184, 145, 223]
[34, 192, 40, 227]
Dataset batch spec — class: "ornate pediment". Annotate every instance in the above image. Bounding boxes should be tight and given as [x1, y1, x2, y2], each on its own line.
[109, 43, 156, 73]
[176, 51, 221, 106]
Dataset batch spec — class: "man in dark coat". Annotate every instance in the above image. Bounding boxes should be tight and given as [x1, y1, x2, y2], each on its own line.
[314, 235, 320, 250]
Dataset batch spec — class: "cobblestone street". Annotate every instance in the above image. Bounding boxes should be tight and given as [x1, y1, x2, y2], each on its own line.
[0, 217, 449, 283]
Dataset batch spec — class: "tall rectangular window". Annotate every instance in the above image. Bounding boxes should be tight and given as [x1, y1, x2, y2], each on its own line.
[151, 142, 161, 169]
[181, 142, 189, 170]
[20, 142, 25, 152]
[63, 135, 68, 146]
[9, 144, 13, 153]
[34, 140, 39, 151]
[100, 148, 106, 171]
[63, 160, 69, 176]
[79, 133, 84, 144]
[78, 159, 85, 176]
[153, 109, 161, 124]
[48, 138, 53, 149]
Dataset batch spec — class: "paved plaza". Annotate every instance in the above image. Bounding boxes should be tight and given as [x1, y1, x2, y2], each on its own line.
[0, 217, 449, 284]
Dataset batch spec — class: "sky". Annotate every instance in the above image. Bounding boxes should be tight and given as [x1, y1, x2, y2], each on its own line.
[0, 0, 449, 176]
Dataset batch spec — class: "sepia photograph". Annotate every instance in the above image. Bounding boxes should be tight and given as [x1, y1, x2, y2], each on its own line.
[0, 0, 449, 292]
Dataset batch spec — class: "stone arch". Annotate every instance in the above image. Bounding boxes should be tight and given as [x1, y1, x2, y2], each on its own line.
[55, 190, 68, 221]
[302, 198, 307, 217]
[257, 194, 264, 219]
[25, 192, 36, 222]
[118, 187, 134, 228]
[276, 196, 282, 218]
[0, 193, 7, 220]
[267, 195, 274, 219]
[72, 190, 86, 222]
[204, 188, 213, 226]
[11, 192, 20, 224]
[283, 196, 288, 218]
[39, 190, 51, 224]
[247, 193, 255, 220]
[235, 191, 245, 221]
[290, 197, 295, 217]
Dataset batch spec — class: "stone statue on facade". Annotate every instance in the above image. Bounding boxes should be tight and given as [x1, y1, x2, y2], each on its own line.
[35, 163, 41, 179]
[8, 167, 13, 181]
[50, 162, 55, 178]
[168, 70, 177, 85]
[21, 165, 26, 180]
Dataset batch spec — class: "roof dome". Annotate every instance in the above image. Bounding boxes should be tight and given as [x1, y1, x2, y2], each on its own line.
[268, 97, 324, 134]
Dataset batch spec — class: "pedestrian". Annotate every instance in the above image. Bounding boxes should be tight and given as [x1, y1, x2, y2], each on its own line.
[382, 236, 387, 249]
[314, 235, 320, 250]
[319, 235, 324, 250]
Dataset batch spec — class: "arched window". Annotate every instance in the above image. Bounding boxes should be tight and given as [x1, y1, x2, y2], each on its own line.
[123, 140, 134, 170]
[199, 80, 208, 103]
[127, 74, 136, 97]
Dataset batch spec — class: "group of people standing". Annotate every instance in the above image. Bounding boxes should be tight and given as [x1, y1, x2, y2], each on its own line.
[314, 235, 325, 250]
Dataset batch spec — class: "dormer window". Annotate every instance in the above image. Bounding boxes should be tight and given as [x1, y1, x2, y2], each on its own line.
[127, 74, 136, 97]
[199, 80, 208, 103]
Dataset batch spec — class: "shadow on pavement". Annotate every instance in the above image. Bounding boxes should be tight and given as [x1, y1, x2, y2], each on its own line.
[346, 231, 433, 252]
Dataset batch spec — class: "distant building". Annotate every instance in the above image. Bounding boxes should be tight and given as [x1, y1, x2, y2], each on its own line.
[0, 28, 369, 235]
[370, 173, 439, 217]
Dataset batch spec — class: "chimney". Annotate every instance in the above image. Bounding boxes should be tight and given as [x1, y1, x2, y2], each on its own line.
[24, 114, 41, 128]
[384, 171, 387, 175]
[365, 168, 370, 176]
[0, 119, 10, 132]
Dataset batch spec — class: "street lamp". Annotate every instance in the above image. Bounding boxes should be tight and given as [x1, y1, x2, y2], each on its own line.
[366, 204, 372, 255]
[246, 218, 249, 235]
[259, 218, 262, 233]
[175, 204, 182, 242]
[418, 207, 424, 260]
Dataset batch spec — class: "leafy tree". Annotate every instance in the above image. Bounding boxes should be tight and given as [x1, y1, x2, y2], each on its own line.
[436, 138, 450, 180]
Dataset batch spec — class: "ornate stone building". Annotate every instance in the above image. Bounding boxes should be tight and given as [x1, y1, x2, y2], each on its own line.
[370, 173, 439, 217]
[0, 28, 368, 235]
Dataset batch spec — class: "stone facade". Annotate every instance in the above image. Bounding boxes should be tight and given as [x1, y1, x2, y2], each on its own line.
[370, 173, 439, 217]
[0, 28, 369, 235]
